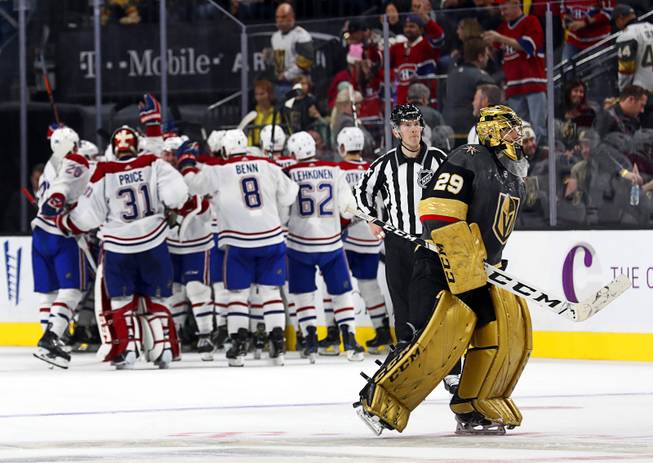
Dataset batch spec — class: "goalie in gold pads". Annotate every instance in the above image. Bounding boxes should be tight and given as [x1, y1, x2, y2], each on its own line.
[354, 105, 532, 435]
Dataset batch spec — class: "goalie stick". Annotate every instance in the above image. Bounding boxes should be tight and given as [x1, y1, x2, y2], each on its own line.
[351, 208, 630, 322]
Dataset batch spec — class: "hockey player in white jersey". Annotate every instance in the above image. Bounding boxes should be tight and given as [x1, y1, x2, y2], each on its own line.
[179, 129, 299, 366]
[285, 131, 365, 362]
[337, 127, 391, 354]
[32, 126, 92, 369]
[56, 125, 189, 370]
[260, 124, 296, 168]
[165, 140, 216, 360]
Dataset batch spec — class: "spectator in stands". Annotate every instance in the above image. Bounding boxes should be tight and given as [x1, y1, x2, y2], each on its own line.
[102, 0, 141, 26]
[473, 0, 503, 31]
[522, 123, 548, 175]
[448, 18, 484, 66]
[594, 84, 648, 138]
[329, 88, 375, 156]
[443, 37, 495, 146]
[3, 163, 44, 232]
[407, 83, 445, 130]
[374, 2, 405, 37]
[249, 79, 277, 147]
[561, 79, 599, 130]
[389, 2, 445, 107]
[482, 0, 547, 143]
[285, 77, 322, 134]
[560, 0, 614, 61]
[268, 2, 315, 101]
[467, 83, 503, 144]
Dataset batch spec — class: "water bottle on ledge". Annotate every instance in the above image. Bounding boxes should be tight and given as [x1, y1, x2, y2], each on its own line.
[630, 183, 640, 206]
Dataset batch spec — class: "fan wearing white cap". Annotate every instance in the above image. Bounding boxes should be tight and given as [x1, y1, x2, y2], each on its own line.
[335, 127, 391, 354]
[285, 131, 365, 362]
[179, 128, 299, 367]
[31, 125, 92, 370]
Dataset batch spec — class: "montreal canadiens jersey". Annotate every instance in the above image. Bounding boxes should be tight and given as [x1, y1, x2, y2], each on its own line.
[286, 160, 357, 253]
[275, 156, 297, 169]
[166, 199, 214, 255]
[617, 22, 653, 92]
[339, 159, 382, 254]
[184, 155, 299, 249]
[32, 153, 91, 236]
[70, 154, 188, 254]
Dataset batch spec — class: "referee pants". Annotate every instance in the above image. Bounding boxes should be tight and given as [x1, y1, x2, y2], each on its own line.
[384, 232, 418, 341]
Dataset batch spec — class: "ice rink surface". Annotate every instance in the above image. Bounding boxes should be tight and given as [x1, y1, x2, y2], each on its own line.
[0, 348, 652, 463]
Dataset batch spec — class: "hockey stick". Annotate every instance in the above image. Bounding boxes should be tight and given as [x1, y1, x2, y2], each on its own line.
[38, 25, 61, 125]
[350, 208, 630, 322]
[178, 196, 202, 243]
[237, 111, 258, 131]
[348, 83, 360, 128]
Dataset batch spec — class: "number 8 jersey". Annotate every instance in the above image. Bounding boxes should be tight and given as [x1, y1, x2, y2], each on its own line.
[184, 155, 299, 249]
[286, 160, 357, 253]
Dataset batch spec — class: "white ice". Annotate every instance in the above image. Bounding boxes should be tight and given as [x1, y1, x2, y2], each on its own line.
[0, 348, 652, 463]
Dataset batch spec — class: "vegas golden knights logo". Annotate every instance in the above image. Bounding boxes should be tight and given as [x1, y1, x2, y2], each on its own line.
[492, 193, 520, 244]
[273, 49, 286, 75]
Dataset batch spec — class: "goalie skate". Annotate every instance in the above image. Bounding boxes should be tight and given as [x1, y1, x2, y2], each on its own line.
[353, 403, 384, 436]
[455, 413, 507, 436]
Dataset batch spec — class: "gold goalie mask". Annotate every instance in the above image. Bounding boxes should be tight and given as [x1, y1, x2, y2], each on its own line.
[476, 105, 528, 177]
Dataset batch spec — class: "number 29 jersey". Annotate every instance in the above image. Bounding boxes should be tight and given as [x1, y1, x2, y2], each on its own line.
[285, 160, 357, 253]
[185, 155, 299, 249]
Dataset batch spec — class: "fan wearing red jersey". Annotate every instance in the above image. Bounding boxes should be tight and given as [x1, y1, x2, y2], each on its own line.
[482, 0, 546, 142]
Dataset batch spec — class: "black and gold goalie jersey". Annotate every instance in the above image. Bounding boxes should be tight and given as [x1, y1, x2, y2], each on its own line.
[419, 143, 525, 266]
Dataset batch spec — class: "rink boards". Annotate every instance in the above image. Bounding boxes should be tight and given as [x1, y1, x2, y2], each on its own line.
[1, 231, 652, 361]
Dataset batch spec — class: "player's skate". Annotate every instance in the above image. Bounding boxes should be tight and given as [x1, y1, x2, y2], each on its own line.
[211, 325, 228, 351]
[318, 325, 340, 356]
[154, 348, 172, 369]
[111, 350, 137, 370]
[197, 334, 215, 361]
[455, 412, 507, 435]
[268, 327, 286, 366]
[252, 322, 267, 360]
[302, 326, 318, 364]
[33, 328, 71, 369]
[443, 374, 460, 395]
[226, 328, 249, 367]
[340, 325, 364, 361]
[365, 319, 391, 354]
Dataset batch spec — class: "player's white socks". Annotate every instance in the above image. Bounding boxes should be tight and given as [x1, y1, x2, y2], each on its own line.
[323, 296, 334, 327]
[48, 288, 84, 338]
[186, 281, 213, 335]
[358, 279, 387, 329]
[282, 283, 298, 332]
[333, 292, 356, 333]
[248, 285, 264, 331]
[38, 292, 57, 332]
[167, 282, 188, 335]
[258, 285, 285, 332]
[212, 282, 228, 328]
[294, 292, 317, 333]
[227, 289, 249, 335]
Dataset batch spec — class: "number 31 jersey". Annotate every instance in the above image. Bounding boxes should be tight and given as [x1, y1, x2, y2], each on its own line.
[285, 160, 357, 253]
[184, 155, 299, 249]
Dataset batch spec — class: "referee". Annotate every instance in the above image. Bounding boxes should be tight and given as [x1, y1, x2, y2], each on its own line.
[354, 104, 447, 341]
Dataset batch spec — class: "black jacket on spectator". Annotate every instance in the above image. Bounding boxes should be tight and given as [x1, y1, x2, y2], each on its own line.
[593, 104, 641, 138]
[443, 63, 495, 138]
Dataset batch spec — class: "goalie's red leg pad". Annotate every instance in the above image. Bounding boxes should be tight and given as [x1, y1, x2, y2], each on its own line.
[104, 297, 138, 362]
[145, 297, 180, 359]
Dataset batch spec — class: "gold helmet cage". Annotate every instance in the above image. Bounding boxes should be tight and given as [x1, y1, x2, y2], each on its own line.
[476, 105, 524, 160]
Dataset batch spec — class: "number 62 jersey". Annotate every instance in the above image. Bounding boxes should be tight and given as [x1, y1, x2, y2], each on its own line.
[184, 155, 299, 249]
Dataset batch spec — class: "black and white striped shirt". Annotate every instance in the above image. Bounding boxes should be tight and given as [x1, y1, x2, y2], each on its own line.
[354, 143, 448, 236]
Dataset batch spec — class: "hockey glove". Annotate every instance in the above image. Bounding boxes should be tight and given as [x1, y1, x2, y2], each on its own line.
[138, 93, 162, 137]
[176, 195, 210, 217]
[55, 213, 84, 236]
[162, 119, 178, 139]
[176, 140, 199, 175]
[40, 193, 66, 218]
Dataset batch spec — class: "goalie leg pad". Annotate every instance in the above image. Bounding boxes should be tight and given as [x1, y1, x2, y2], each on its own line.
[451, 286, 532, 428]
[430, 222, 487, 294]
[106, 296, 139, 360]
[146, 297, 181, 360]
[139, 313, 166, 363]
[359, 291, 476, 432]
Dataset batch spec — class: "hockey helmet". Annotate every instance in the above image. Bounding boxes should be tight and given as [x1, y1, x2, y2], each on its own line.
[222, 129, 248, 156]
[390, 104, 424, 130]
[111, 125, 140, 158]
[287, 131, 316, 161]
[260, 124, 287, 154]
[50, 127, 79, 159]
[476, 105, 524, 160]
[248, 146, 266, 158]
[77, 140, 99, 160]
[337, 126, 365, 157]
[163, 136, 186, 153]
[207, 130, 227, 157]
